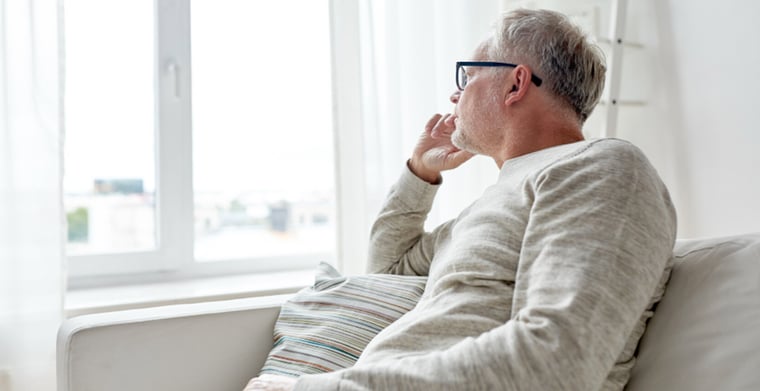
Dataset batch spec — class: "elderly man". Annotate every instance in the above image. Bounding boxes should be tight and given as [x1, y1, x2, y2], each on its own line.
[249, 8, 676, 391]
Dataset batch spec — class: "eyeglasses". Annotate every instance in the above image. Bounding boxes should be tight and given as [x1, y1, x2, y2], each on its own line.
[456, 61, 543, 91]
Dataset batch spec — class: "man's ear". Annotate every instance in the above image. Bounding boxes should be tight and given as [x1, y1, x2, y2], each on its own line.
[504, 65, 533, 105]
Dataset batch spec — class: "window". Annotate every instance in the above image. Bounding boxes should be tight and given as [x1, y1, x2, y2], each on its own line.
[190, 1, 335, 263]
[63, 0, 351, 283]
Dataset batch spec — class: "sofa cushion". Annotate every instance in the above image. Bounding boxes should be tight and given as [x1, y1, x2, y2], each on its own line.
[627, 233, 760, 391]
[258, 262, 427, 377]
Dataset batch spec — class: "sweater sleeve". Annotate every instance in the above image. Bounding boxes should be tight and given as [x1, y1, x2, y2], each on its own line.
[364, 164, 450, 276]
[296, 142, 676, 390]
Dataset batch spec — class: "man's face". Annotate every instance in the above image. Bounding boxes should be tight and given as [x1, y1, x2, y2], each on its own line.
[450, 43, 506, 157]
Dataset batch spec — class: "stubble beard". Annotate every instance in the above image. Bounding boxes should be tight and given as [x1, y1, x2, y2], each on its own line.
[451, 117, 486, 156]
[450, 121, 464, 149]
[451, 126, 473, 153]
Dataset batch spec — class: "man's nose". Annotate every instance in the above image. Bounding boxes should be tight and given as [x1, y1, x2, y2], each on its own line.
[450, 90, 461, 104]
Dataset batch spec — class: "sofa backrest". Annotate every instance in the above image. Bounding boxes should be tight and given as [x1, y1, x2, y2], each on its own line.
[626, 233, 760, 391]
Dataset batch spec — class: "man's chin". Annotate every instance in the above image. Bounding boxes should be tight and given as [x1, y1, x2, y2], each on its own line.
[451, 130, 475, 154]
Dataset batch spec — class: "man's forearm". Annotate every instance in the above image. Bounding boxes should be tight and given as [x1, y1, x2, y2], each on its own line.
[366, 165, 441, 276]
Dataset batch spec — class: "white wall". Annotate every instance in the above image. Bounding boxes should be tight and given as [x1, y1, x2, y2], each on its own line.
[613, 0, 760, 238]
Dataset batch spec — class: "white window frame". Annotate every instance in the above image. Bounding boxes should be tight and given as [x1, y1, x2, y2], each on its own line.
[67, 0, 369, 286]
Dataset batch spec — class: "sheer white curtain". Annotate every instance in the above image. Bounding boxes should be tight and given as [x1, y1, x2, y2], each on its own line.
[342, 0, 502, 273]
[0, 0, 64, 390]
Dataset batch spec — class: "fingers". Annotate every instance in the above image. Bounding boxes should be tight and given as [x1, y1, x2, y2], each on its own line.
[430, 113, 456, 139]
[443, 113, 457, 128]
[243, 375, 297, 391]
[244, 376, 268, 391]
[449, 148, 475, 166]
[424, 113, 456, 139]
[424, 114, 443, 134]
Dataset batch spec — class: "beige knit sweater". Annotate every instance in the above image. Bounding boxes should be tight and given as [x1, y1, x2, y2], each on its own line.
[297, 139, 677, 390]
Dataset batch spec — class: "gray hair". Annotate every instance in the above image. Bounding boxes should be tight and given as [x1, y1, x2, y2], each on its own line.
[489, 9, 606, 123]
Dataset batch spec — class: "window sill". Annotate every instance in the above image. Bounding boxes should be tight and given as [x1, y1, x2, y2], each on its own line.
[65, 269, 314, 318]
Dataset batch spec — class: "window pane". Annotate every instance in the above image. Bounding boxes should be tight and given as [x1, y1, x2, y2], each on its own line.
[63, 1, 156, 255]
[191, 0, 336, 261]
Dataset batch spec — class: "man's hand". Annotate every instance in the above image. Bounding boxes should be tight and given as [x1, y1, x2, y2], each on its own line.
[409, 113, 474, 183]
[243, 374, 297, 391]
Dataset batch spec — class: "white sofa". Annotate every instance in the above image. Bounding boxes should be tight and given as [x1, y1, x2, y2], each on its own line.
[57, 233, 760, 391]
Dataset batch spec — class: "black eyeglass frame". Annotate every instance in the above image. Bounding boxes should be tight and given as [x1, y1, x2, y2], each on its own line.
[456, 61, 543, 91]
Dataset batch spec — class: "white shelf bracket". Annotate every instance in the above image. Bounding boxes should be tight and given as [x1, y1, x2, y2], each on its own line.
[603, 0, 628, 138]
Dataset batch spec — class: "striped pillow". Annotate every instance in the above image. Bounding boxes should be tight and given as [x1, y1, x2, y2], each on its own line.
[258, 262, 427, 377]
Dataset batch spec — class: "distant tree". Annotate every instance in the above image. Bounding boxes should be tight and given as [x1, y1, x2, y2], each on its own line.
[67, 207, 89, 242]
[229, 199, 246, 212]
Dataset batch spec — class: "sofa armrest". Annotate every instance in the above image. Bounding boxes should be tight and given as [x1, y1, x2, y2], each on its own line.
[57, 294, 291, 391]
